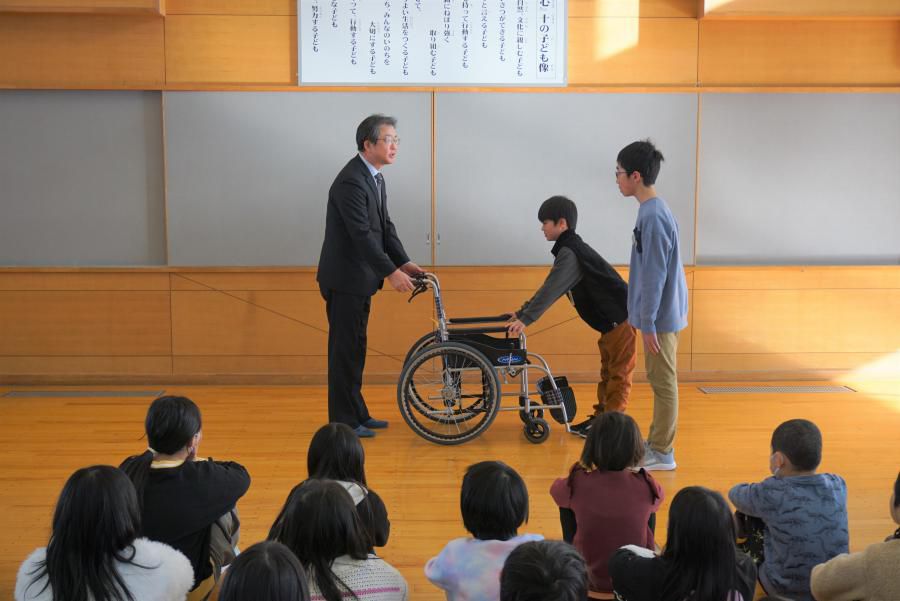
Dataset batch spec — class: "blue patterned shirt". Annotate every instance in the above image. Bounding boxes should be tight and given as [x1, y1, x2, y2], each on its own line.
[729, 474, 849, 601]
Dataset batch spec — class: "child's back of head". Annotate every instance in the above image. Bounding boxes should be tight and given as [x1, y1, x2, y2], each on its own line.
[771, 419, 822, 473]
[500, 540, 587, 601]
[219, 540, 310, 601]
[462, 461, 529, 541]
[579, 411, 644, 472]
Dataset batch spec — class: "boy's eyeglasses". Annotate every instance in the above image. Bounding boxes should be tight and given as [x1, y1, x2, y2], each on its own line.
[615, 170, 628, 177]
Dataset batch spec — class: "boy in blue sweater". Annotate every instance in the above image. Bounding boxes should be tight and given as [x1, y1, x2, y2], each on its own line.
[729, 419, 849, 601]
[616, 140, 688, 470]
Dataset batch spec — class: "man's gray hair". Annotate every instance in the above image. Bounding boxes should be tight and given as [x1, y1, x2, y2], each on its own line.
[356, 114, 397, 151]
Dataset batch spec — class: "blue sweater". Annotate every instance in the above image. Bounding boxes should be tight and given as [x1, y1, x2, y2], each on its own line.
[729, 474, 849, 601]
[627, 197, 688, 334]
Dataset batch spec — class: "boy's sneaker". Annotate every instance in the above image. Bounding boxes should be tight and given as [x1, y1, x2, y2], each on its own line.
[642, 447, 676, 471]
[569, 419, 593, 438]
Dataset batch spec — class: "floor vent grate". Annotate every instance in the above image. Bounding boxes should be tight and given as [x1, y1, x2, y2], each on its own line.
[698, 385, 855, 394]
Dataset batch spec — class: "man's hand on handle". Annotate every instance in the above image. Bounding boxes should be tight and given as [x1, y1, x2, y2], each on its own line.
[400, 262, 423, 277]
[387, 268, 415, 292]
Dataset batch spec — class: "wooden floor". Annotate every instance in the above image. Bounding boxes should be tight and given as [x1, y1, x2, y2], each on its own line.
[1, 379, 899, 600]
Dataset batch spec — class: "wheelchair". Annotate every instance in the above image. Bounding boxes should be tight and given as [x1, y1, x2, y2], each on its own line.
[397, 273, 577, 445]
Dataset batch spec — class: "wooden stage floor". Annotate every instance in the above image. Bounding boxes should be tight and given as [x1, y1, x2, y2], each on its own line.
[1, 380, 898, 599]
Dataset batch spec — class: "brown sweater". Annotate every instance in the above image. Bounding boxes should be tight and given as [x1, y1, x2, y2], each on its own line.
[810, 538, 900, 601]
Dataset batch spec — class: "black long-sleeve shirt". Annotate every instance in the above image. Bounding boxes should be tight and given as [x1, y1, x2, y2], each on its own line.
[120, 458, 251, 584]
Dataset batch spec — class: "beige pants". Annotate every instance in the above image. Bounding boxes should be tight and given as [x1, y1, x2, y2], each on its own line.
[188, 509, 240, 601]
[645, 331, 679, 454]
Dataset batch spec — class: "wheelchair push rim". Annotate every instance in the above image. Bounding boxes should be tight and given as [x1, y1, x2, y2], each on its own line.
[397, 341, 501, 445]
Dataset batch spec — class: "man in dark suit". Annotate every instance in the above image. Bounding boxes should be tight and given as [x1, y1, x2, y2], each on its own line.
[317, 114, 421, 438]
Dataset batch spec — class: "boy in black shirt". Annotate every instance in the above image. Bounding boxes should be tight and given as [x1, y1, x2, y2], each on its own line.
[507, 196, 636, 437]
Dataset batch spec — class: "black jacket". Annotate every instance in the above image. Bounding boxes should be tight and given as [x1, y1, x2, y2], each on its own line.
[317, 155, 409, 297]
[552, 229, 628, 333]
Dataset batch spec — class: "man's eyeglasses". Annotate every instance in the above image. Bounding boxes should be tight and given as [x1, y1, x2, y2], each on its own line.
[615, 169, 628, 178]
[379, 136, 401, 146]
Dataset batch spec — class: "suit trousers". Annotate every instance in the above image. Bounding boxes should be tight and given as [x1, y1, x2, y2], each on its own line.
[321, 287, 372, 427]
[645, 331, 679, 454]
[594, 321, 637, 414]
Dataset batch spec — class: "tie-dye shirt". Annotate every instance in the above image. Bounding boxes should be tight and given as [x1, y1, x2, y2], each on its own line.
[729, 473, 848, 601]
[425, 534, 544, 601]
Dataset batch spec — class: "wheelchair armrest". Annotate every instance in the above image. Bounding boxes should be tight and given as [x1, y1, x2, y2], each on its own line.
[447, 314, 512, 325]
[447, 326, 511, 335]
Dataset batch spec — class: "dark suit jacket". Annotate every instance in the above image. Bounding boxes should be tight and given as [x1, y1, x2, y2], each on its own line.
[317, 155, 410, 297]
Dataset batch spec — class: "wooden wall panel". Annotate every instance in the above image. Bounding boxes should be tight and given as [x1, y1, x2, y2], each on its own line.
[0, 291, 171, 355]
[692, 353, 896, 373]
[170, 290, 327, 355]
[165, 15, 295, 84]
[568, 17, 698, 85]
[169, 271, 317, 291]
[701, 0, 900, 19]
[165, 0, 292, 15]
[694, 266, 900, 290]
[0, 272, 170, 291]
[0, 356, 171, 374]
[1, 267, 898, 381]
[692, 289, 900, 354]
[698, 20, 900, 86]
[0, 0, 162, 14]
[173, 355, 326, 375]
[569, 0, 697, 18]
[0, 14, 164, 87]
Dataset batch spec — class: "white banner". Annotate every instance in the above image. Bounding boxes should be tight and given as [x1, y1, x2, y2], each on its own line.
[299, 0, 567, 86]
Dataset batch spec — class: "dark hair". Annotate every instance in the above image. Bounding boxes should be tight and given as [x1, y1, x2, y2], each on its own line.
[27, 466, 143, 601]
[356, 114, 397, 152]
[219, 541, 310, 601]
[461, 461, 529, 541]
[579, 412, 644, 472]
[500, 540, 588, 601]
[660, 486, 740, 601]
[537, 195, 578, 230]
[120, 396, 202, 506]
[894, 472, 900, 508]
[268, 479, 369, 601]
[617, 140, 665, 185]
[307, 423, 367, 486]
[771, 419, 822, 471]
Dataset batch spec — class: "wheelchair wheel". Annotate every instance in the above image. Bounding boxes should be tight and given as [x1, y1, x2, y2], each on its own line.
[403, 331, 482, 421]
[397, 341, 501, 445]
[518, 395, 544, 424]
[403, 331, 439, 365]
[523, 418, 550, 444]
[402, 332, 441, 416]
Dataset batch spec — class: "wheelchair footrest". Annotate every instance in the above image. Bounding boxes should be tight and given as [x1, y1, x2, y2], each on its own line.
[537, 376, 577, 424]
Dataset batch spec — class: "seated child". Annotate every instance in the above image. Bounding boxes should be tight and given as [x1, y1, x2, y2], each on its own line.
[269, 479, 408, 601]
[729, 419, 848, 601]
[609, 486, 757, 601]
[810, 471, 900, 601]
[218, 540, 310, 601]
[16, 465, 193, 601]
[307, 423, 390, 549]
[500, 540, 588, 601]
[425, 461, 543, 601]
[549, 411, 662, 594]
